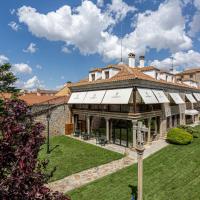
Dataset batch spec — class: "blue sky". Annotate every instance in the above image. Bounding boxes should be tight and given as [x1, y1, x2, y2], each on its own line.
[0, 0, 200, 90]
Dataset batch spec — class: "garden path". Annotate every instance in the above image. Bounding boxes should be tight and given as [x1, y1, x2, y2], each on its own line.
[48, 137, 168, 193]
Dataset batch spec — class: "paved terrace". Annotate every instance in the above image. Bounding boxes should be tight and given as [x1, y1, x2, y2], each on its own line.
[48, 136, 168, 193]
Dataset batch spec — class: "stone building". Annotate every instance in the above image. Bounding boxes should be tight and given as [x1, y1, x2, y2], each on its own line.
[176, 68, 200, 88]
[66, 53, 200, 148]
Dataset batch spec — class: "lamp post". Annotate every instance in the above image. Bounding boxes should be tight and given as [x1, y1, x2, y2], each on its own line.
[135, 121, 147, 200]
[46, 106, 51, 154]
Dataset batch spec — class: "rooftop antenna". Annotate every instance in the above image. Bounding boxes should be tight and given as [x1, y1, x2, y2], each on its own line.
[170, 56, 174, 73]
[119, 21, 123, 64]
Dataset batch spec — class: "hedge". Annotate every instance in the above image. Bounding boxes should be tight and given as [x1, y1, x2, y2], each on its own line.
[167, 128, 193, 145]
[178, 125, 199, 138]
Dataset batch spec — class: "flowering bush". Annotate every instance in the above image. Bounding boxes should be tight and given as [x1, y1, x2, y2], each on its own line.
[0, 99, 70, 200]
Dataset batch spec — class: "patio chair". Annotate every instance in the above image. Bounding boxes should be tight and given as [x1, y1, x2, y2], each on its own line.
[99, 136, 107, 146]
[82, 132, 90, 140]
[74, 130, 80, 137]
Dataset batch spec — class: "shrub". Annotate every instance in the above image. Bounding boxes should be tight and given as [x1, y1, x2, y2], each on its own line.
[167, 128, 193, 145]
[0, 99, 70, 200]
[178, 125, 199, 138]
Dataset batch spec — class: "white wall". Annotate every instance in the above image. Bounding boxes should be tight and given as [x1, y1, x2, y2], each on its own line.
[183, 80, 198, 88]
[102, 68, 119, 79]
[143, 70, 156, 79]
[89, 71, 102, 81]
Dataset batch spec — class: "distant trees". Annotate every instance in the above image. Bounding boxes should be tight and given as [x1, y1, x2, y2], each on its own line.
[0, 63, 70, 199]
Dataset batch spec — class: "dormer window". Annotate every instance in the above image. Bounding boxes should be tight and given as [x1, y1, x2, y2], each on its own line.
[91, 73, 95, 81]
[105, 71, 109, 79]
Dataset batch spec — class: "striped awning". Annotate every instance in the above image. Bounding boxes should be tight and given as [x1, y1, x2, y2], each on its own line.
[137, 88, 159, 104]
[102, 88, 133, 104]
[68, 92, 87, 104]
[169, 93, 185, 104]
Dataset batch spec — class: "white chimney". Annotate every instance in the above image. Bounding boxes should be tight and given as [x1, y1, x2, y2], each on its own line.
[128, 52, 136, 68]
[139, 55, 145, 67]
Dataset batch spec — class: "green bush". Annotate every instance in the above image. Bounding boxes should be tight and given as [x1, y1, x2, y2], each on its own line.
[167, 128, 193, 145]
[178, 125, 199, 138]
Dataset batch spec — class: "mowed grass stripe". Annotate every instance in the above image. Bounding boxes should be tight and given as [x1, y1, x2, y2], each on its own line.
[69, 126, 200, 200]
[39, 136, 123, 182]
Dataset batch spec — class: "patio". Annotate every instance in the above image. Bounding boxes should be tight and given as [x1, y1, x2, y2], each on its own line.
[68, 132, 168, 160]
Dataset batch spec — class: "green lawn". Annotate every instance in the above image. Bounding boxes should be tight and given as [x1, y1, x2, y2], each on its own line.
[38, 136, 123, 182]
[69, 126, 200, 200]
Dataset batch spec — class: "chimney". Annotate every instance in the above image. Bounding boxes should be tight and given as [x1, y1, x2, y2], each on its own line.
[128, 52, 136, 68]
[139, 55, 145, 68]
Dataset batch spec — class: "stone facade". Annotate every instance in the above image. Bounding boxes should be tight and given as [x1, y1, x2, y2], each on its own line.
[33, 104, 71, 136]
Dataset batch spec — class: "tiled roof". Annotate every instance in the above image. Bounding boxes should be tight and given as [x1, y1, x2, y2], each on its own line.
[89, 68, 102, 73]
[0, 93, 12, 99]
[69, 64, 196, 89]
[0, 92, 66, 105]
[19, 95, 59, 105]
[139, 66, 160, 71]
[176, 68, 200, 75]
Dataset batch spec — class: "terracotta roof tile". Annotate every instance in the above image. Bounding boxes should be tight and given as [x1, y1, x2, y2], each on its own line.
[68, 64, 199, 90]
[176, 68, 200, 75]
[139, 66, 160, 71]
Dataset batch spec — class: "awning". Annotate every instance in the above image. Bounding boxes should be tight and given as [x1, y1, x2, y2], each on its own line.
[193, 93, 200, 101]
[185, 94, 197, 103]
[152, 90, 169, 103]
[102, 88, 133, 104]
[185, 109, 199, 116]
[82, 90, 106, 104]
[137, 88, 159, 104]
[169, 93, 185, 104]
[68, 92, 87, 104]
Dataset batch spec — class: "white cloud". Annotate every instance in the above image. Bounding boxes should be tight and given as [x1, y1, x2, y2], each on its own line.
[17, 0, 192, 61]
[0, 55, 9, 65]
[23, 76, 43, 89]
[107, 0, 136, 22]
[189, 0, 200, 37]
[123, 0, 192, 54]
[61, 45, 71, 54]
[18, 1, 114, 55]
[10, 9, 16, 15]
[97, 0, 104, 7]
[151, 50, 200, 71]
[61, 76, 65, 80]
[23, 43, 37, 53]
[36, 64, 42, 69]
[12, 63, 32, 74]
[8, 21, 20, 31]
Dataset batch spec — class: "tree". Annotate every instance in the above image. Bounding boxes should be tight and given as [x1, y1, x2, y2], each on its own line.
[0, 64, 70, 199]
[0, 63, 19, 94]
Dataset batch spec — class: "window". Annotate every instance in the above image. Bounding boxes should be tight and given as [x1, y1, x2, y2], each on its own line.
[105, 71, 109, 79]
[91, 73, 95, 81]
[190, 74, 193, 79]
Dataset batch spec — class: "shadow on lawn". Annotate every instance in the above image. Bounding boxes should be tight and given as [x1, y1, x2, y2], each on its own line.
[129, 184, 137, 200]
[49, 144, 60, 153]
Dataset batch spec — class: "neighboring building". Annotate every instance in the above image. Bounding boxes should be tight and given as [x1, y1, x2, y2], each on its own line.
[20, 89, 58, 97]
[176, 68, 200, 88]
[1, 91, 69, 136]
[66, 53, 200, 148]
[55, 83, 71, 97]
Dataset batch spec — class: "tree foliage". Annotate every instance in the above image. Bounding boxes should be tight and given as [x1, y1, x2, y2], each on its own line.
[0, 63, 19, 94]
[0, 99, 70, 199]
[0, 63, 70, 199]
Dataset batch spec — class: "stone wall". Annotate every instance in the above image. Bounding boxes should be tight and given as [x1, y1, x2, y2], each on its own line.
[33, 104, 71, 136]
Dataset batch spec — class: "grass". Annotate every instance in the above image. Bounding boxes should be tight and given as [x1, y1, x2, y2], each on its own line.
[38, 135, 123, 182]
[69, 126, 200, 200]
